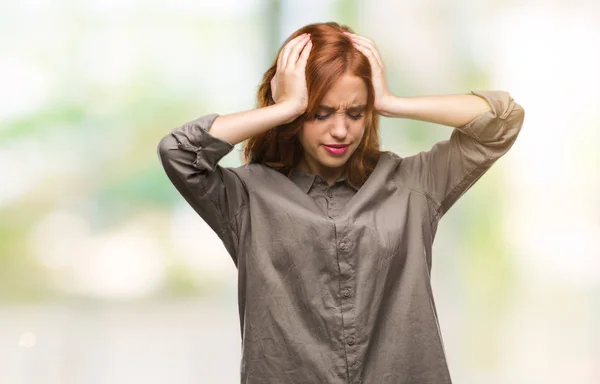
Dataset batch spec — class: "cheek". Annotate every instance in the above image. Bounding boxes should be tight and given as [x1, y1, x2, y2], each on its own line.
[297, 126, 313, 153]
[354, 125, 366, 143]
[299, 122, 321, 146]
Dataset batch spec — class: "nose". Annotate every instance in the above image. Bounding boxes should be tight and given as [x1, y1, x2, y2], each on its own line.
[329, 113, 349, 140]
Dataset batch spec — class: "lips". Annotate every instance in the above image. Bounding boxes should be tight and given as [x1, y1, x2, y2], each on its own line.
[323, 144, 350, 155]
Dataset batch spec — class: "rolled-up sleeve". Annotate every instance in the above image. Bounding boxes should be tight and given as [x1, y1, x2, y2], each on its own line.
[399, 90, 525, 222]
[157, 113, 248, 264]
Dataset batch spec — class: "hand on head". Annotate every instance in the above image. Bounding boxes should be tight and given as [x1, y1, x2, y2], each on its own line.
[269, 28, 393, 118]
[270, 33, 313, 115]
[344, 32, 393, 115]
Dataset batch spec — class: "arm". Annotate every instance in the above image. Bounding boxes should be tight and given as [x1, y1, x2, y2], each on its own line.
[396, 90, 525, 220]
[157, 114, 246, 264]
[157, 33, 313, 263]
[207, 102, 304, 146]
[377, 92, 492, 127]
[346, 32, 525, 220]
[157, 103, 303, 264]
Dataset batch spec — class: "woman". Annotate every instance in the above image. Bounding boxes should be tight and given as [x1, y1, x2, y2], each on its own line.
[158, 21, 524, 384]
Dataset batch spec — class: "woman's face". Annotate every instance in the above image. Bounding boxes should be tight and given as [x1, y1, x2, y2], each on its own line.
[297, 73, 368, 181]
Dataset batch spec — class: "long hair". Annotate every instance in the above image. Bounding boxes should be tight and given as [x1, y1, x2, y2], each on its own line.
[242, 22, 382, 188]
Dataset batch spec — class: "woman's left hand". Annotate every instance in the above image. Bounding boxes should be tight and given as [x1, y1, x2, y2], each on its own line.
[344, 32, 394, 116]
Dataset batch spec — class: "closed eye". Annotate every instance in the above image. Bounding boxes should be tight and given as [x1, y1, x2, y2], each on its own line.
[314, 113, 364, 121]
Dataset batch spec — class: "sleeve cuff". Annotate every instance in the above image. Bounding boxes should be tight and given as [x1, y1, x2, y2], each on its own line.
[171, 113, 235, 172]
[460, 90, 519, 143]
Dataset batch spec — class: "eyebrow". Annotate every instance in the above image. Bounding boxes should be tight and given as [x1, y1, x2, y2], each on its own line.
[318, 104, 367, 112]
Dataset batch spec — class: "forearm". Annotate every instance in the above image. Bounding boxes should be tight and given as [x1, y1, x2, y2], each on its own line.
[208, 102, 302, 146]
[380, 93, 492, 128]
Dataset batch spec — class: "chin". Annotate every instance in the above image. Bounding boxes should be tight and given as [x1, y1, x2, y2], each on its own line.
[320, 158, 347, 168]
[318, 151, 352, 167]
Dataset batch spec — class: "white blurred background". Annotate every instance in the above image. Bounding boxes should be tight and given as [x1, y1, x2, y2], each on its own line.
[1, 0, 599, 383]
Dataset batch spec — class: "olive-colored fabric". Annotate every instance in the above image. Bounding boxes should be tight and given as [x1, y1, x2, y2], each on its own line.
[157, 90, 525, 384]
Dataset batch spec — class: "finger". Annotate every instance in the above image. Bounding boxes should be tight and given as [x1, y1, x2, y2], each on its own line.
[286, 34, 310, 71]
[352, 41, 382, 75]
[350, 35, 384, 69]
[352, 39, 384, 70]
[270, 77, 277, 102]
[280, 34, 308, 71]
[297, 38, 313, 68]
[344, 32, 375, 48]
[278, 34, 304, 71]
[276, 49, 283, 72]
[346, 33, 384, 69]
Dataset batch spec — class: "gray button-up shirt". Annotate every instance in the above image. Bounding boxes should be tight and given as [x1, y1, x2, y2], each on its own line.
[289, 167, 359, 218]
[157, 90, 525, 384]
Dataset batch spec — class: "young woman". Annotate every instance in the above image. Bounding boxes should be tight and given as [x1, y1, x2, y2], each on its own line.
[158, 22, 524, 384]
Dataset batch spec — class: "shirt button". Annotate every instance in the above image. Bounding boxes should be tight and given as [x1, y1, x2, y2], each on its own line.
[327, 190, 333, 198]
[340, 242, 348, 250]
[347, 335, 356, 346]
[342, 289, 351, 297]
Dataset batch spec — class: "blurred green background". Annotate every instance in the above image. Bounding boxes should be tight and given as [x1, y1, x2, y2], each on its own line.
[1, 0, 599, 383]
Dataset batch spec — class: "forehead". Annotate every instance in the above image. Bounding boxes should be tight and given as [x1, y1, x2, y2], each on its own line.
[320, 74, 367, 109]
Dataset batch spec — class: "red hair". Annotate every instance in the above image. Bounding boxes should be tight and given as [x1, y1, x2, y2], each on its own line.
[242, 22, 382, 188]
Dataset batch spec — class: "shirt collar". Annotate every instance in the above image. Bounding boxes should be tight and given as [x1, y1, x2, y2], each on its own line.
[289, 168, 359, 194]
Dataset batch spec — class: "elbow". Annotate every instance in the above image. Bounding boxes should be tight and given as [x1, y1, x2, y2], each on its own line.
[157, 133, 177, 162]
[157, 133, 182, 174]
[503, 92, 525, 127]
[505, 101, 525, 141]
[492, 101, 525, 150]
[511, 101, 525, 130]
[489, 95, 526, 146]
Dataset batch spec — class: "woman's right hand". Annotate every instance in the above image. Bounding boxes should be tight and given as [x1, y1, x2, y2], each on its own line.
[199, 34, 312, 145]
[270, 33, 312, 116]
